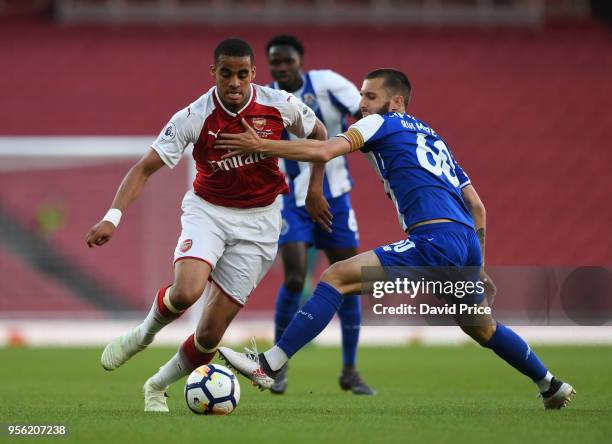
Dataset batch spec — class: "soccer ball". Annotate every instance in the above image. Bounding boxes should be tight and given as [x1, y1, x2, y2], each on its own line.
[184, 364, 240, 415]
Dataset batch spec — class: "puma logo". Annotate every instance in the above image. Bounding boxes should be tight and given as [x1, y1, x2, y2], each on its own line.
[208, 129, 221, 138]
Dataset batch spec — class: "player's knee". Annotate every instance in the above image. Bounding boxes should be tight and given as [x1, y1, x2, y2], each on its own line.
[320, 260, 352, 293]
[461, 324, 496, 345]
[169, 283, 204, 310]
[283, 272, 305, 294]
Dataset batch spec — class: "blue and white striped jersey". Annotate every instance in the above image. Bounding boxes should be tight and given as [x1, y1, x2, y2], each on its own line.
[271, 69, 360, 207]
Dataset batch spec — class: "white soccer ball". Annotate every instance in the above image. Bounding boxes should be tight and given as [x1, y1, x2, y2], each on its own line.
[184, 364, 240, 415]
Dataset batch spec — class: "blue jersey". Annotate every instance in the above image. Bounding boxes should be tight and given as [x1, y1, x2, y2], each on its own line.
[340, 112, 473, 231]
[270, 70, 360, 207]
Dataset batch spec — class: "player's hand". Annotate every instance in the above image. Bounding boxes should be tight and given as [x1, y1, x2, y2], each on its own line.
[480, 269, 497, 306]
[306, 191, 332, 233]
[85, 221, 116, 248]
[215, 118, 261, 158]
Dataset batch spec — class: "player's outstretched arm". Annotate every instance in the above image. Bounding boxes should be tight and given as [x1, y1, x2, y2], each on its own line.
[215, 118, 352, 162]
[85, 148, 166, 248]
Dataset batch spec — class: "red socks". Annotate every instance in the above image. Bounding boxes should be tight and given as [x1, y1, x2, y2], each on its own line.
[179, 334, 216, 370]
[155, 284, 184, 321]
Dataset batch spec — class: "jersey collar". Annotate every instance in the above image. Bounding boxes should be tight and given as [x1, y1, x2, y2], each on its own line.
[213, 84, 255, 117]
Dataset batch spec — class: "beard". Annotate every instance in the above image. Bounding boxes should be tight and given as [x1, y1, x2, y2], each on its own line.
[375, 101, 391, 115]
[363, 101, 391, 117]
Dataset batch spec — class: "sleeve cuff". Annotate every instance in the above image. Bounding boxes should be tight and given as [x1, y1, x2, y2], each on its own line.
[151, 144, 177, 169]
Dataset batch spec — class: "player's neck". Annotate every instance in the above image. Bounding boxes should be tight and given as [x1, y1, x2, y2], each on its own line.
[282, 75, 304, 94]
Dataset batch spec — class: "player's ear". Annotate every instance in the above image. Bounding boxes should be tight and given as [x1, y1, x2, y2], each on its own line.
[209, 64, 216, 79]
[251, 65, 256, 81]
[391, 94, 404, 112]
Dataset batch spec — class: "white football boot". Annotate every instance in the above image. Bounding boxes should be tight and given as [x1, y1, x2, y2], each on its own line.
[143, 377, 169, 413]
[540, 378, 576, 409]
[101, 326, 147, 371]
[218, 340, 279, 391]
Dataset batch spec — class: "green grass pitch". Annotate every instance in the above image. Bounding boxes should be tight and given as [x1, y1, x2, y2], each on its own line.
[1, 344, 611, 443]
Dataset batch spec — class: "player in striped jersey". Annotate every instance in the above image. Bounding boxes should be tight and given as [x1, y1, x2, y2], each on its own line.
[266, 35, 374, 395]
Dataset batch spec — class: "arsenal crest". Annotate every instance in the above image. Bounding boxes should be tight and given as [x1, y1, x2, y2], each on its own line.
[251, 117, 266, 131]
[180, 239, 193, 253]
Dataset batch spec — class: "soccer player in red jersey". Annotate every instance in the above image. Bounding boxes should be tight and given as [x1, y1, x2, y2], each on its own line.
[85, 38, 326, 412]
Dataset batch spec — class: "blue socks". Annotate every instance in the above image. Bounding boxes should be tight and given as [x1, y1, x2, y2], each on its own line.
[483, 322, 548, 382]
[277, 289, 547, 385]
[277, 287, 547, 384]
[337, 295, 361, 367]
[274, 286, 302, 343]
[277, 282, 344, 358]
[275, 283, 361, 366]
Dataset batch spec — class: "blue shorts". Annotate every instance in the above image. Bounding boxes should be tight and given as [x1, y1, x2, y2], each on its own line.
[279, 193, 359, 250]
[374, 222, 483, 305]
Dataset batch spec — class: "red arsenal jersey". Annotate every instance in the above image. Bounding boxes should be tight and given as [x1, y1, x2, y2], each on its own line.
[152, 84, 316, 208]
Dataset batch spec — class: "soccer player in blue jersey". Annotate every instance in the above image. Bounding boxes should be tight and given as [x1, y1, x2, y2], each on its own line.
[265, 35, 374, 395]
[215, 69, 576, 409]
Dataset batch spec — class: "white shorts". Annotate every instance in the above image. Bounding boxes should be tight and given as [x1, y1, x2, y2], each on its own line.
[174, 191, 282, 305]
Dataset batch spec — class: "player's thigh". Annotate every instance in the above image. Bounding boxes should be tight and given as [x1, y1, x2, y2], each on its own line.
[279, 242, 309, 281]
[314, 194, 359, 252]
[279, 204, 314, 250]
[194, 282, 242, 349]
[212, 238, 279, 306]
[173, 191, 226, 287]
[215, 201, 282, 305]
[323, 246, 359, 265]
[321, 250, 385, 295]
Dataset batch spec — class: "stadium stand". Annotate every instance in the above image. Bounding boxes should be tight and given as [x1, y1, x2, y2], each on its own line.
[0, 246, 96, 312]
[1, 16, 611, 316]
